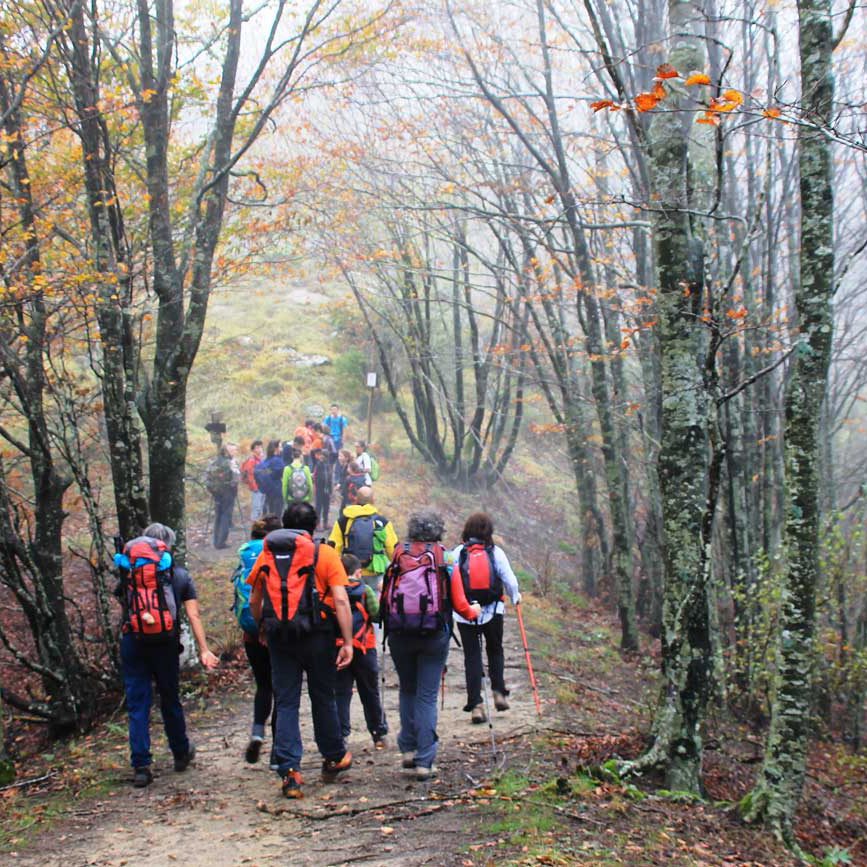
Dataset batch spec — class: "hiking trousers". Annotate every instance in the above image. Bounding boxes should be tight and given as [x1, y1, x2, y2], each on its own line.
[335, 648, 387, 741]
[212, 488, 236, 548]
[267, 629, 346, 774]
[121, 632, 189, 769]
[244, 638, 275, 740]
[457, 615, 508, 710]
[388, 630, 449, 770]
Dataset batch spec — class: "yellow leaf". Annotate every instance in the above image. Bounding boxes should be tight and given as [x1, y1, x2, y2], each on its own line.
[685, 73, 711, 86]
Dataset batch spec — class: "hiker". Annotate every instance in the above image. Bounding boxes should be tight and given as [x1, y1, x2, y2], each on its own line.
[334, 448, 352, 497]
[206, 443, 240, 549]
[115, 522, 220, 788]
[311, 447, 333, 531]
[381, 510, 480, 781]
[293, 420, 313, 456]
[335, 552, 388, 748]
[240, 440, 265, 522]
[324, 404, 349, 455]
[232, 515, 283, 765]
[307, 421, 324, 467]
[354, 440, 373, 483]
[452, 513, 522, 723]
[255, 439, 285, 517]
[341, 460, 368, 511]
[282, 447, 313, 505]
[328, 486, 397, 592]
[247, 502, 355, 799]
[318, 423, 337, 470]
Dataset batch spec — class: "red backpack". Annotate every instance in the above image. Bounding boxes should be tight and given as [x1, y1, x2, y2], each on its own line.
[121, 536, 177, 642]
[458, 541, 503, 607]
[252, 529, 325, 639]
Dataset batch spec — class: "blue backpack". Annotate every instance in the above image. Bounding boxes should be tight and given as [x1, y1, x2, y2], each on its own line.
[232, 539, 263, 636]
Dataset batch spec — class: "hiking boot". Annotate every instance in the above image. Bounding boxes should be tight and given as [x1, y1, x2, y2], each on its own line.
[416, 764, 438, 782]
[401, 752, 416, 769]
[321, 750, 353, 782]
[133, 766, 153, 788]
[174, 744, 196, 772]
[281, 769, 304, 799]
[471, 705, 487, 724]
[373, 735, 388, 750]
[493, 691, 510, 712]
[245, 737, 263, 764]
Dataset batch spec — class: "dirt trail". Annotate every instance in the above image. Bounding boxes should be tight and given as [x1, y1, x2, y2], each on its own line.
[16, 618, 545, 867]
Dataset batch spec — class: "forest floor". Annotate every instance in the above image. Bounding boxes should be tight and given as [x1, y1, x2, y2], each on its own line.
[3, 511, 853, 866]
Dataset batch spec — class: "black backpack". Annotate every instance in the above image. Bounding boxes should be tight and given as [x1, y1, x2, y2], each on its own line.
[343, 513, 384, 568]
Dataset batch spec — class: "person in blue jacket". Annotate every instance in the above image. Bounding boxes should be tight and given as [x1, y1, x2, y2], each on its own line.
[254, 439, 285, 517]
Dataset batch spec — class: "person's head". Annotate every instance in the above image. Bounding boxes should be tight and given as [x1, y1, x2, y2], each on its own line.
[330, 403, 339, 416]
[292, 448, 302, 462]
[226, 442, 238, 458]
[338, 449, 352, 466]
[406, 510, 445, 543]
[266, 438, 281, 458]
[250, 514, 282, 540]
[282, 501, 317, 534]
[218, 444, 231, 458]
[341, 552, 362, 580]
[462, 512, 494, 546]
[305, 419, 316, 430]
[355, 440, 366, 454]
[251, 439, 264, 457]
[293, 435, 305, 449]
[143, 522, 177, 549]
[355, 485, 373, 506]
[315, 422, 325, 434]
[311, 448, 324, 462]
[348, 460, 361, 474]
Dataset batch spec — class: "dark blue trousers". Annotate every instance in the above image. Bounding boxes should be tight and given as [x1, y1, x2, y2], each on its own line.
[121, 632, 189, 769]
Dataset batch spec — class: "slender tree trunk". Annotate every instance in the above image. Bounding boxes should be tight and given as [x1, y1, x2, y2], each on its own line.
[741, 0, 835, 843]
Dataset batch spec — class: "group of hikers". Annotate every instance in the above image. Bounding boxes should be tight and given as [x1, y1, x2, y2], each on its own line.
[204, 404, 377, 548]
[113, 412, 524, 798]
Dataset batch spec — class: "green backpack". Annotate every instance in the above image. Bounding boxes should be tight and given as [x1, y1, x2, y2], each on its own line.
[369, 454, 380, 482]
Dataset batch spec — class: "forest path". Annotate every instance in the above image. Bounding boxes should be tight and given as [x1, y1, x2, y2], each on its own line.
[17, 617, 549, 867]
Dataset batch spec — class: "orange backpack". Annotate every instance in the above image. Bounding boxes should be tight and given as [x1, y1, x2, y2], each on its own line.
[119, 536, 177, 642]
[253, 529, 325, 639]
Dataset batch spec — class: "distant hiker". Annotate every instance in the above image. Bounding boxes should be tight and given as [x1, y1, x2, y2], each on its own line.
[282, 435, 306, 466]
[354, 441, 373, 484]
[283, 448, 313, 505]
[334, 448, 352, 497]
[232, 515, 283, 764]
[293, 420, 313, 456]
[206, 443, 240, 549]
[452, 513, 521, 723]
[341, 460, 368, 511]
[115, 523, 219, 788]
[308, 420, 324, 457]
[317, 423, 337, 469]
[324, 404, 349, 453]
[311, 448, 333, 531]
[240, 440, 265, 522]
[335, 552, 388, 748]
[254, 439, 285, 517]
[247, 502, 355, 799]
[329, 486, 397, 592]
[381, 510, 480, 781]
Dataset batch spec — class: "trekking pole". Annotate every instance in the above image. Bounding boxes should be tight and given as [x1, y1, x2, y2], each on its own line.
[478, 631, 498, 764]
[441, 665, 447, 710]
[516, 603, 542, 717]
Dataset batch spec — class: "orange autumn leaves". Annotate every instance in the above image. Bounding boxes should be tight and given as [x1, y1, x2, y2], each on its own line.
[591, 63, 780, 125]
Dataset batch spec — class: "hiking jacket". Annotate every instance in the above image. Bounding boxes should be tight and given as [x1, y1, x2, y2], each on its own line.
[312, 461, 332, 498]
[450, 543, 520, 626]
[282, 460, 313, 503]
[255, 455, 284, 500]
[336, 579, 379, 651]
[324, 414, 348, 445]
[329, 504, 398, 577]
[240, 455, 261, 492]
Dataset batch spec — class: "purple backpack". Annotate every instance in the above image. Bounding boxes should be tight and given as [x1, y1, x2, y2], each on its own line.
[381, 542, 448, 635]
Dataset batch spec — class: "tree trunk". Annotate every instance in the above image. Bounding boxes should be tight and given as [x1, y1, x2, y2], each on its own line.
[740, 0, 835, 843]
